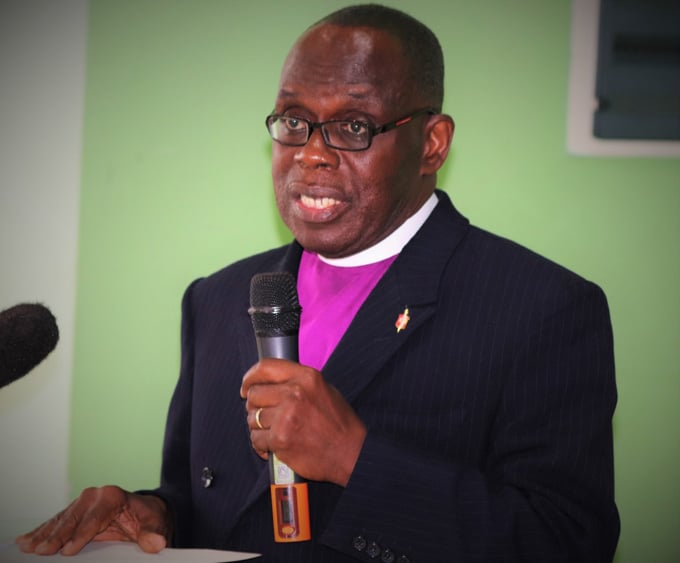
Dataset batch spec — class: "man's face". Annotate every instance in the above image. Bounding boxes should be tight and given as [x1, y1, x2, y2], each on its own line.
[271, 24, 433, 259]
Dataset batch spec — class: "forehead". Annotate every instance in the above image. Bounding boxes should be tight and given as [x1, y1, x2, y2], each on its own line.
[276, 24, 411, 113]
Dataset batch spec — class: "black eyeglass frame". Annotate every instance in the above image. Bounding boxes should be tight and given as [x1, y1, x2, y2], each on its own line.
[265, 107, 438, 151]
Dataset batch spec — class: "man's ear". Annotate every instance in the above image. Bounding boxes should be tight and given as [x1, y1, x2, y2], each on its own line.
[420, 114, 454, 176]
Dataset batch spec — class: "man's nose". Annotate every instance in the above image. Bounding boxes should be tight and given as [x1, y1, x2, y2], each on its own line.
[293, 127, 340, 168]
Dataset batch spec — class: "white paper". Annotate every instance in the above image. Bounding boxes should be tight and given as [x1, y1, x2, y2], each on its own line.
[0, 541, 260, 562]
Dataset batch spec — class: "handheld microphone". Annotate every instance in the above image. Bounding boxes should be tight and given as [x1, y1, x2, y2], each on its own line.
[248, 272, 311, 543]
[0, 303, 59, 389]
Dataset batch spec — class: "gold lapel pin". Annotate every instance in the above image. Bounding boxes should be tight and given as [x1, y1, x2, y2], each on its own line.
[395, 307, 410, 333]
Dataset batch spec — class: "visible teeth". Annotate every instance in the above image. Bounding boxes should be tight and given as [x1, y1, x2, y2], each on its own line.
[300, 194, 339, 209]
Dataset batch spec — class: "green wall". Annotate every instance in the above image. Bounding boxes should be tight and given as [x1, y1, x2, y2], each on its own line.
[71, 1, 680, 561]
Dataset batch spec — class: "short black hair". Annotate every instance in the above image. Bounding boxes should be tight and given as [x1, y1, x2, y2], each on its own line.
[313, 4, 444, 111]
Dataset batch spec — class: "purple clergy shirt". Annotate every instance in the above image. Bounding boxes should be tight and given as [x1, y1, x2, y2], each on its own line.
[297, 250, 397, 370]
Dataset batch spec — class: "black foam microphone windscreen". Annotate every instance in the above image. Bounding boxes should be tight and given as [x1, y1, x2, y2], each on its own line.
[249, 271, 301, 359]
[0, 303, 59, 388]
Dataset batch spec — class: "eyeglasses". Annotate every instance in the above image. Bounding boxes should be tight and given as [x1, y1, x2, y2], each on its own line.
[265, 108, 437, 151]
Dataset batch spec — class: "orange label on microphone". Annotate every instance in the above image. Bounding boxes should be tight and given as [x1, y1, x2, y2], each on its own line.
[270, 483, 311, 542]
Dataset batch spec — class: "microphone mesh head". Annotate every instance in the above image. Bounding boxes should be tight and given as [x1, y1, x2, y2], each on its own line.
[249, 272, 301, 337]
[0, 303, 59, 387]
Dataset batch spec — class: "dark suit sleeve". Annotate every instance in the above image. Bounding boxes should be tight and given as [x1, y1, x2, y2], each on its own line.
[320, 280, 619, 563]
[149, 279, 201, 547]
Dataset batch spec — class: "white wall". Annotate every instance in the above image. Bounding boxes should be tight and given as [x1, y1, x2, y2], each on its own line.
[0, 0, 87, 541]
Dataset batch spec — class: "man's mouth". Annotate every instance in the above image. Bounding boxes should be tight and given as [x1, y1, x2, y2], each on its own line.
[299, 194, 341, 210]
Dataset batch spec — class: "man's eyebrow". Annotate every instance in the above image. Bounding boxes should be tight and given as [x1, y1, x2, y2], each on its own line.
[347, 89, 371, 100]
[277, 88, 296, 99]
[276, 88, 373, 101]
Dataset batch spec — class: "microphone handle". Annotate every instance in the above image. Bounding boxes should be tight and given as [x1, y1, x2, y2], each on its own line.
[255, 335, 299, 362]
[256, 334, 311, 542]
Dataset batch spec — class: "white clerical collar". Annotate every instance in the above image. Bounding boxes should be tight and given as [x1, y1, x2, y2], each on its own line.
[318, 192, 439, 267]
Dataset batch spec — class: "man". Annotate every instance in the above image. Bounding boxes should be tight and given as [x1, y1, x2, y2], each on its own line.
[17, 4, 619, 562]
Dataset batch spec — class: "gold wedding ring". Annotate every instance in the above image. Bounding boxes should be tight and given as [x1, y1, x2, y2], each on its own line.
[255, 407, 265, 430]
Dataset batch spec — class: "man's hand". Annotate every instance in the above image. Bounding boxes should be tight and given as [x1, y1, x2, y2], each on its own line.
[240, 358, 367, 487]
[15, 485, 171, 556]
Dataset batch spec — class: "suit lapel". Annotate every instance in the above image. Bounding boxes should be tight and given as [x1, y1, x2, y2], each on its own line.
[323, 191, 470, 403]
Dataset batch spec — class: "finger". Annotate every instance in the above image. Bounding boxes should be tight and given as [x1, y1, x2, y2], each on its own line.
[248, 405, 272, 430]
[137, 531, 167, 553]
[258, 448, 270, 460]
[240, 358, 296, 398]
[90, 493, 169, 550]
[248, 408, 272, 456]
[16, 517, 62, 553]
[243, 367, 316, 413]
[17, 502, 88, 555]
[32, 515, 83, 555]
[243, 384, 281, 414]
[249, 434, 270, 460]
[49, 487, 123, 555]
[45, 517, 104, 554]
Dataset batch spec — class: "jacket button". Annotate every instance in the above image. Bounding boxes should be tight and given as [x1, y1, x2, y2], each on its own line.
[366, 541, 381, 558]
[201, 467, 214, 488]
[352, 535, 367, 551]
[396, 556, 410, 563]
[381, 547, 396, 563]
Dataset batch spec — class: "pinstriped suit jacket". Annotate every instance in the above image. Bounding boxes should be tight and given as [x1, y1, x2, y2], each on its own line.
[154, 190, 619, 562]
